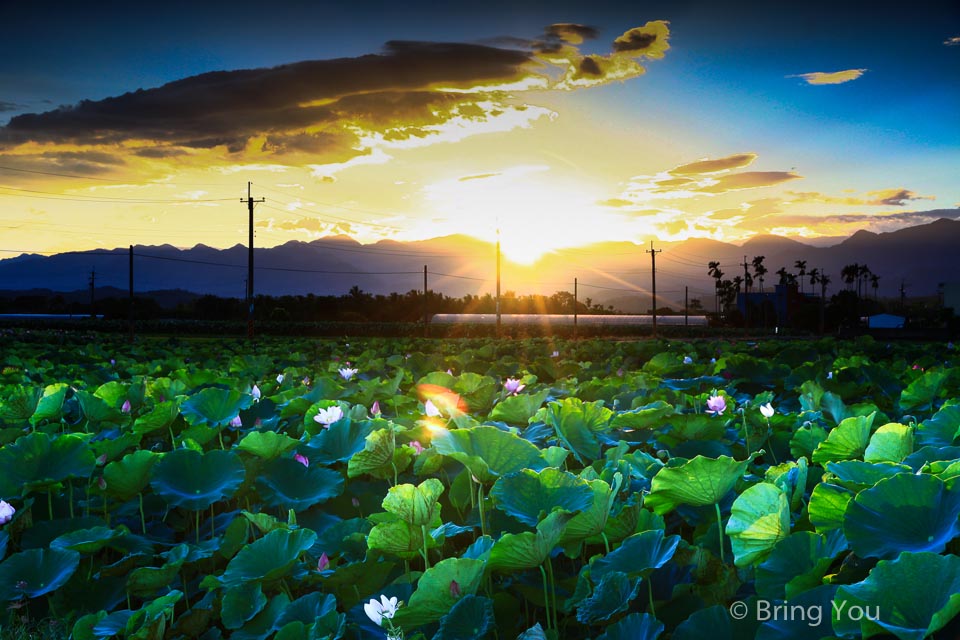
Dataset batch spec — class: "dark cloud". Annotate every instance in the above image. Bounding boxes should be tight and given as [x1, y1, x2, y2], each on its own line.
[0, 41, 532, 152]
[545, 23, 599, 44]
[0, 101, 25, 112]
[865, 188, 935, 206]
[579, 56, 603, 76]
[133, 147, 189, 158]
[772, 209, 960, 227]
[0, 150, 126, 176]
[612, 22, 670, 57]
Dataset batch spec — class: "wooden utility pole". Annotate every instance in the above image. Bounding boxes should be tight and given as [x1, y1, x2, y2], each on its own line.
[128, 245, 134, 342]
[742, 255, 751, 329]
[684, 285, 689, 326]
[647, 241, 661, 337]
[423, 265, 428, 338]
[243, 182, 265, 340]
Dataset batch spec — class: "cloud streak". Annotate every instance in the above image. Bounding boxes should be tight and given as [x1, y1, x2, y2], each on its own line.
[788, 69, 867, 85]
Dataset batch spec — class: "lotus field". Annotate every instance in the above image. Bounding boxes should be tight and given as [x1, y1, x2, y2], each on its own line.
[3, 332, 960, 640]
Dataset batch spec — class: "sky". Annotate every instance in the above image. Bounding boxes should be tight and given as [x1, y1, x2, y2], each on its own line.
[1, 0, 958, 264]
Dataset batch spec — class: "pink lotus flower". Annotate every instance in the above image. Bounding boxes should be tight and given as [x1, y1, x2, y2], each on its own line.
[0, 500, 15, 525]
[302, 376, 311, 386]
[96, 454, 108, 466]
[317, 552, 330, 571]
[230, 415, 243, 428]
[251, 384, 261, 400]
[371, 401, 382, 417]
[97, 477, 107, 490]
[121, 400, 132, 414]
[409, 440, 425, 455]
[706, 395, 727, 416]
[352, 497, 360, 508]
[294, 453, 309, 467]
[450, 580, 461, 597]
[503, 378, 525, 395]
[313, 405, 344, 427]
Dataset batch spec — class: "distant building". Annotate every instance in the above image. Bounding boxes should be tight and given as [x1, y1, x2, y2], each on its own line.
[737, 284, 809, 327]
[868, 313, 905, 329]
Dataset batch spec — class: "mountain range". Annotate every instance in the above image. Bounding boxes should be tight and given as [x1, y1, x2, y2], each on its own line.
[3, 217, 958, 310]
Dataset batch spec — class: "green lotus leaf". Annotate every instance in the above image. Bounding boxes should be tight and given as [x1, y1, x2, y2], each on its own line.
[232, 593, 290, 640]
[222, 582, 267, 630]
[811, 413, 876, 464]
[596, 612, 664, 640]
[863, 422, 913, 463]
[367, 518, 438, 559]
[725, 482, 790, 567]
[50, 526, 126, 554]
[754, 585, 839, 640]
[237, 431, 300, 460]
[788, 423, 827, 459]
[645, 455, 751, 515]
[916, 404, 960, 448]
[590, 529, 680, 581]
[576, 571, 641, 624]
[31, 383, 69, 427]
[0, 431, 96, 499]
[756, 531, 847, 601]
[255, 458, 344, 512]
[825, 460, 911, 490]
[488, 389, 550, 425]
[610, 401, 675, 430]
[0, 385, 40, 425]
[833, 552, 960, 640]
[431, 425, 544, 484]
[382, 478, 444, 526]
[304, 417, 374, 465]
[673, 604, 759, 640]
[76, 390, 123, 426]
[125, 544, 190, 597]
[275, 592, 339, 629]
[346, 427, 396, 478]
[94, 380, 133, 408]
[488, 511, 574, 572]
[131, 401, 180, 436]
[123, 590, 183, 639]
[900, 370, 948, 413]
[764, 458, 808, 511]
[517, 623, 547, 639]
[543, 397, 613, 463]
[91, 611, 135, 638]
[103, 450, 159, 501]
[319, 558, 396, 610]
[559, 474, 622, 549]
[904, 445, 960, 471]
[807, 482, 855, 533]
[453, 372, 499, 414]
[433, 594, 496, 640]
[843, 472, 960, 559]
[490, 468, 594, 527]
[0, 548, 80, 600]
[0, 531, 7, 559]
[180, 387, 253, 428]
[392, 557, 485, 627]
[221, 528, 317, 587]
[149, 448, 246, 510]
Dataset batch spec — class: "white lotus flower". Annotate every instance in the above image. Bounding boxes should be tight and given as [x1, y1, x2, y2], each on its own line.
[313, 405, 344, 427]
[339, 367, 358, 381]
[251, 384, 261, 400]
[424, 399, 441, 417]
[364, 594, 401, 626]
[276, 373, 285, 384]
[760, 403, 775, 419]
[683, 356, 693, 364]
[0, 500, 15, 525]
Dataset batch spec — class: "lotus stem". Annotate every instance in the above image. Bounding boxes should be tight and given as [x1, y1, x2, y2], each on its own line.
[218, 427, 225, 450]
[741, 409, 751, 456]
[715, 502, 725, 564]
[210, 505, 216, 539]
[68, 481, 74, 519]
[139, 493, 147, 534]
[546, 556, 559, 631]
[477, 483, 487, 538]
[647, 578, 656, 618]
[601, 531, 611, 555]
[47, 489, 53, 520]
[539, 564, 552, 632]
[195, 511, 200, 545]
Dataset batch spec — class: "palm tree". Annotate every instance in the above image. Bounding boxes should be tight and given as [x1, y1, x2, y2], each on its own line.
[795, 260, 807, 294]
[858, 265, 873, 300]
[708, 261, 724, 314]
[870, 273, 880, 300]
[841, 264, 860, 294]
[752, 256, 767, 293]
[808, 268, 819, 293]
[776, 267, 791, 286]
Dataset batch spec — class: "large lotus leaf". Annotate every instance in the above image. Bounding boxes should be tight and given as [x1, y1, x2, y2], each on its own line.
[609, 401, 675, 430]
[645, 455, 751, 515]
[319, 558, 396, 610]
[843, 472, 960, 559]
[346, 427, 396, 478]
[125, 544, 190, 597]
[764, 458, 808, 511]
[103, 450, 159, 501]
[517, 623, 547, 639]
[900, 370, 948, 413]
[392, 557, 485, 628]
[221, 528, 317, 587]
[255, 458, 343, 512]
[433, 594, 496, 640]
[811, 413, 876, 464]
[30, 383, 69, 426]
[789, 423, 827, 459]
[131, 401, 180, 436]
[149, 448, 246, 510]
[755, 584, 839, 640]
[431, 425, 544, 484]
[725, 482, 790, 567]
[597, 612, 664, 640]
[382, 478, 444, 526]
[50, 526, 126, 554]
[490, 468, 594, 527]
[123, 590, 183, 640]
[453, 372, 499, 414]
[833, 552, 960, 640]
[488, 511, 575, 572]
[559, 474, 622, 548]
[0, 385, 41, 425]
[808, 482, 855, 533]
[756, 530, 847, 600]
[237, 431, 300, 460]
[576, 571, 641, 624]
[275, 592, 339, 629]
[222, 581, 267, 630]
[180, 387, 253, 427]
[863, 422, 913, 463]
[904, 445, 960, 471]
[0, 548, 80, 600]
[229, 593, 290, 640]
[0, 431, 96, 498]
[488, 389, 551, 425]
[76, 390, 123, 426]
[915, 404, 960, 448]
[544, 398, 613, 463]
[590, 529, 680, 581]
[673, 604, 760, 640]
[367, 518, 438, 559]
[304, 417, 374, 465]
[825, 460, 911, 490]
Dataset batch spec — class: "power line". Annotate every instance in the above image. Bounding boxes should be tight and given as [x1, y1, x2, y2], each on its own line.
[0, 185, 236, 203]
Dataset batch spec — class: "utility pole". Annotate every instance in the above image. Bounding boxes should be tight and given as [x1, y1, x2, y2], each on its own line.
[742, 256, 751, 329]
[573, 277, 578, 340]
[89, 268, 95, 318]
[684, 285, 689, 326]
[495, 225, 501, 337]
[243, 182, 265, 340]
[423, 265, 428, 338]
[647, 241, 661, 337]
[128, 245, 134, 343]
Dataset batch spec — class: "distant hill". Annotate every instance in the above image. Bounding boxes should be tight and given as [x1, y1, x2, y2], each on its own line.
[2, 217, 958, 308]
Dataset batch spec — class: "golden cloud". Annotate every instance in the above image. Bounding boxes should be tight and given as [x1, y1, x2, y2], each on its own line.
[788, 69, 867, 85]
[787, 187, 935, 206]
[670, 153, 758, 175]
[696, 171, 802, 193]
